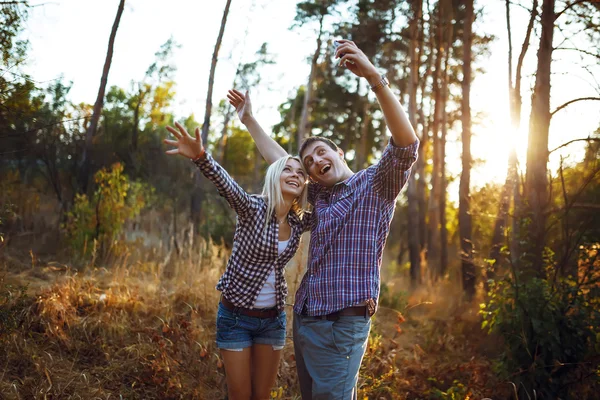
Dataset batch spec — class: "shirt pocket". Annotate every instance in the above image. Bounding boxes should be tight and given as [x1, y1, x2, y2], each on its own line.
[330, 190, 354, 220]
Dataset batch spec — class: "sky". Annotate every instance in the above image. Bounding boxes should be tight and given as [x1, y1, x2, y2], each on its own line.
[20, 0, 600, 194]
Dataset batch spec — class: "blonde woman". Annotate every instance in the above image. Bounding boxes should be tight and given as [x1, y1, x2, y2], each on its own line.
[163, 122, 312, 400]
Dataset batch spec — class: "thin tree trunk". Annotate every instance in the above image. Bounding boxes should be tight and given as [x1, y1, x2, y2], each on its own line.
[78, 0, 125, 193]
[525, 0, 554, 275]
[192, 0, 232, 231]
[407, 0, 423, 288]
[415, 4, 430, 256]
[459, 0, 475, 300]
[489, 0, 538, 279]
[427, 1, 444, 280]
[288, 94, 300, 153]
[355, 100, 370, 171]
[201, 0, 232, 143]
[132, 89, 146, 154]
[216, 110, 231, 165]
[298, 15, 324, 146]
[439, 0, 452, 277]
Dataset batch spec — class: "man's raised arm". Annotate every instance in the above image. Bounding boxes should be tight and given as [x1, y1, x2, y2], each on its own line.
[334, 40, 418, 148]
[227, 89, 288, 164]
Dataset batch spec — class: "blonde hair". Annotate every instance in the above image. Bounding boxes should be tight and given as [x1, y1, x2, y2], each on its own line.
[262, 155, 308, 233]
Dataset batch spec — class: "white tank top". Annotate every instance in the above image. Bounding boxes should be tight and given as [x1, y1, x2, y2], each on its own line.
[253, 239, 289, 308]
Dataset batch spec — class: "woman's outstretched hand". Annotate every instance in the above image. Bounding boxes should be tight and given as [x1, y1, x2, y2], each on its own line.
[163, 122, 204, 160]
[334, 40, 380, 84]
[227, 89, 254, 125]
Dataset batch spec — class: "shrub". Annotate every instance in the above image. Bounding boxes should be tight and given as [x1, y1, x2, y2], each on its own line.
[481, 246, 600, 398]
[63, 163, 150, 258]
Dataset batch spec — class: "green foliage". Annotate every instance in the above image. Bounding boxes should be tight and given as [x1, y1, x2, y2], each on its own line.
[379, 282, 408, 312]
[63, 163, 150, 258]
[481, 255, 600, 398]
[0, 2, 28, 65]
[428, 378, 470, 400]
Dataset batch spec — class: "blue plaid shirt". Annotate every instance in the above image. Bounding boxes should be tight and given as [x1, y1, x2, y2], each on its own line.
[293, 139, 419, 316]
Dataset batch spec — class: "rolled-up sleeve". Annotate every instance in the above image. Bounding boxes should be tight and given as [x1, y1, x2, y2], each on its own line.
[372, 138, 419, 202]
[193, 153, 259, 219]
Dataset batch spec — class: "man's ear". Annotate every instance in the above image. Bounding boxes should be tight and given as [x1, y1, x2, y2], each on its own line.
[338, 149, 344, 159]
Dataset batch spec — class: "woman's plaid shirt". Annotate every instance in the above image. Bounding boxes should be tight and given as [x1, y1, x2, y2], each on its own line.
[193, 153, 313, 311]
[294, 139, 419, 317]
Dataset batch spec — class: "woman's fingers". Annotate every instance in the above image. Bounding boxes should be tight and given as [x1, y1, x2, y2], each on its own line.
[174, 121, 193, 140]
[195, 127, 202, 143]
[163, 138, 178, 146]
[166, 125, 182, 139]
[228, 89, 244, 102]
[227, 93, 240, 105]
[165, 148, 179, 155]
[231, 88, 245, 98]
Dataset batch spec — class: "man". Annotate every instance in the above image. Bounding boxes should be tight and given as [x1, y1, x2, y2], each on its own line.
[227, 39, 418, 399]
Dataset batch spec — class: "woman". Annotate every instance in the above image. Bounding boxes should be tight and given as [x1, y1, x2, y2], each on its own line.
[163, 122, 312, 400]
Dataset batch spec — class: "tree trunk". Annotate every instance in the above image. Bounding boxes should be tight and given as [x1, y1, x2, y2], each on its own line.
[427, 1, 444, 280]
[298, 15, 324, 146]
[193, 0, 232, 232]
[489, 0, 538, 278]
[201, 0, 232, 143]
[216, 110, 231, 165]
[525, 0, 554, 275]
[78, 0, 125, 193]
[459, 0, 475, 300]
[407, 0, 423, 288]
[439, 0, 453, 277]
[355, 100, 370, 171]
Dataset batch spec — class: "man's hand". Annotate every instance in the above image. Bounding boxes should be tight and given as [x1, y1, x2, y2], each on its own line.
[334, 40, 380, 85]
[227, 89, 254, 125]
[163, 122, 204, 160]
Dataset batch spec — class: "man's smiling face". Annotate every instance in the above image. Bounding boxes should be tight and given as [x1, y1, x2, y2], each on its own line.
[301, 140, 347, 187]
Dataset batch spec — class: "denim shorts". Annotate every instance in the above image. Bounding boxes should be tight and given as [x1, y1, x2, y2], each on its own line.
[216, 302, 287, 351]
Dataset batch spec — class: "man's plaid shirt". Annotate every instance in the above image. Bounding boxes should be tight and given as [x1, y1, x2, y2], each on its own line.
[194, 153, 313, 311]
[293, 139, 419, 316]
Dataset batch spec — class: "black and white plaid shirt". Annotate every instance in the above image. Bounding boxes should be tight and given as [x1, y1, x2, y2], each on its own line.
[193, 153, 313, 311]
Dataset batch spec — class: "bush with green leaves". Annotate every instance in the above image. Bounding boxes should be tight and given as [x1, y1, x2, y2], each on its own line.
[481, 249, 600, 398]
[63, 163, 151, 258]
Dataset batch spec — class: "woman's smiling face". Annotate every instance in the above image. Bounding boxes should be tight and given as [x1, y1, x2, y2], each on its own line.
[279, 158, 306, 198]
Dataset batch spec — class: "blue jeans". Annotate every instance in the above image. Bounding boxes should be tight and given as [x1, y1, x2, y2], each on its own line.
[216, 302, 287, 350]
[293, 312, 371, 399]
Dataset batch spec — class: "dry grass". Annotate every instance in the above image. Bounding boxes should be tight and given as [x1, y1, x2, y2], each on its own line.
[1, 236, 510, 400]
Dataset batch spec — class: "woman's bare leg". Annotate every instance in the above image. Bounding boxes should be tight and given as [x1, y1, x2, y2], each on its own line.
[221, 348, 252, 400]
[251, 344, 282, 400]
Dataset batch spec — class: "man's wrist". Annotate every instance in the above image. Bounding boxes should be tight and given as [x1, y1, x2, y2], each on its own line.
[241, 115, 256, 126]
[365, 71, 383, 87]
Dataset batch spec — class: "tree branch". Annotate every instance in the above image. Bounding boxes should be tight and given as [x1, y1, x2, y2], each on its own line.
[515, 0, 538, 97]
[549, 137, 600, 154]
[550, 97, 600, 116]
[555, 0, 593, 20]
[554, 47, 600, 60]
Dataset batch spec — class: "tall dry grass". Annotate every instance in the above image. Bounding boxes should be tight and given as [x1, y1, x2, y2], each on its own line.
[1, 232, 508, 399]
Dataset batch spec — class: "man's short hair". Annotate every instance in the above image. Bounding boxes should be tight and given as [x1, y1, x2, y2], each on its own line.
[299, 137, 340, 159]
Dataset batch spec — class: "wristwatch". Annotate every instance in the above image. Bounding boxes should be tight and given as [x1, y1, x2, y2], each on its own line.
[370, 74, 389, 92]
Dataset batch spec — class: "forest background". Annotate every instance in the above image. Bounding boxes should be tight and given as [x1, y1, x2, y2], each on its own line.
[1, 0, 599, 399]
